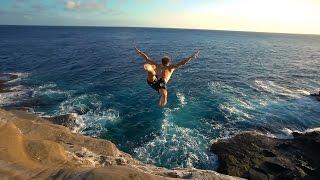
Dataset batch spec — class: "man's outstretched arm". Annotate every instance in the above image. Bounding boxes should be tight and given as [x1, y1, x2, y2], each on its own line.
[135, 47, 157, 65]
[171, 51, 200, 69]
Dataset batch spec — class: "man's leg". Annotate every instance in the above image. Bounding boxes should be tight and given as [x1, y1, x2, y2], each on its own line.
[144, 64, 157, 82]
[159, 89, 168, 107]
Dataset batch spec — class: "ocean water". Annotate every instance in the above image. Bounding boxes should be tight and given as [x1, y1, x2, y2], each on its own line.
[1, 26, 320, 169]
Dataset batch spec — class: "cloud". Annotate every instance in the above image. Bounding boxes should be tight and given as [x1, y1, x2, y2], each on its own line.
[65, 0, 106, 11]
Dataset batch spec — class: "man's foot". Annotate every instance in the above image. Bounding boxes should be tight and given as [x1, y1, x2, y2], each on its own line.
[159, 89, 168, 107]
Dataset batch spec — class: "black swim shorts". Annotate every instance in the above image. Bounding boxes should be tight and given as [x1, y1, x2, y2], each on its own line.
[147, 77, 167, 92]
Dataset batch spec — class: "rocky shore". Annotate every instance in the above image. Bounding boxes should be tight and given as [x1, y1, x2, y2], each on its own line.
[211, 132, 320, 180]
[0, 109, 242, 179]
[2, 73, 320, 180]
[0, 73, 240, 179]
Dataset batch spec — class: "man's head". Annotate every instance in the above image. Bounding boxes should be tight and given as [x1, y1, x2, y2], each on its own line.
[162, 56, 171, 66]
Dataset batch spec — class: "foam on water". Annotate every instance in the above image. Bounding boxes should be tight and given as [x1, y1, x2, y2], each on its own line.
[32, 83, 72, 98]
[58, 94, 120, 136]
[5, 72, 29, 84]
[176, 92, 187, 107]
[74, 108, 121, 136]
[0, 90, 30, 106]
[209, 81, 254, 122]
[0, 72, 30, 106]
[134, 107, 218, 169]
[254, 80, 310, 98]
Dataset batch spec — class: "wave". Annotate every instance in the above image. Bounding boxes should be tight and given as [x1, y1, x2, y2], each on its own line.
[254, 80, 310, 98]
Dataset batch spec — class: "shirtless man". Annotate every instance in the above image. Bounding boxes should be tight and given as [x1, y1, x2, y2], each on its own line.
[135, 47, 200, 107]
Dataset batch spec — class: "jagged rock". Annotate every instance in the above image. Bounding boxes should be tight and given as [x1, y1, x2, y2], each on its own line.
[43, 113, 78, 130]
[211, 131, 320, 179]
[0, 73, 18, 93]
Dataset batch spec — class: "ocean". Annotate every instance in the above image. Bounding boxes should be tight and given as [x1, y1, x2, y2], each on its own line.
[1, 25, 320, 170]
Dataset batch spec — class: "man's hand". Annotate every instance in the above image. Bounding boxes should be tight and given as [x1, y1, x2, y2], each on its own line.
[190, 51, 200, 59]
[135, 47, 142, 55]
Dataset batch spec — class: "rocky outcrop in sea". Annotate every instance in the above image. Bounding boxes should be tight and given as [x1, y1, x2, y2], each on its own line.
[211, 131, 320, 179]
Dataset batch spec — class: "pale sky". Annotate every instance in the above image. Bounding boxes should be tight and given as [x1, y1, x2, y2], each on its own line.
[0, 0, 319, 34]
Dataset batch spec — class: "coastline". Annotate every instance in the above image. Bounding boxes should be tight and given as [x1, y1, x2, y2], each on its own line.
[1, 72, 319, 179]
[0, 108, 239, 179]
[0, 73, 240, 179]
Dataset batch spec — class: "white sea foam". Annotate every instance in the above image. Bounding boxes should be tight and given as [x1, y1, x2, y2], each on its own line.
[72, 108, 121, 135]
[58, 94, 120, 135]
[5, 72, 29, 83]
[31, 83, 72, 98]
[0, 88, 30, 106]
[209, 81, 255, 122]
[134, 108, 218, 169]
[0, 72, 30, 106]
[219, 103, 252, 120]
[254, 80, 310, 98]
[176, 92, 187, 107]
[255, 127, 320, 140]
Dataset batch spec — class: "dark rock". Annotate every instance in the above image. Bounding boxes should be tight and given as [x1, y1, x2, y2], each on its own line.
[310, 93, 320, 101]
[248, 168, 268, 180]
[211, 131, 320, 179]
[0, 73, 18, 82]
[75, 152, 84, 158]
[43, 113, 78, 130]
[0, 73, 19, 93]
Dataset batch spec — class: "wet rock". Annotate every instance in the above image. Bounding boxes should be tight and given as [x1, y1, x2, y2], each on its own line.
[0, 73, 19, 93]
[211, 131, 320, 179]
[310, 92, 320, 101]
[43, 113, 78, 130]
[0, 73, 18, 82]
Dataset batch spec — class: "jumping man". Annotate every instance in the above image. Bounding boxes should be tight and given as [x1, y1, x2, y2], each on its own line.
[135, 47, 200, 107]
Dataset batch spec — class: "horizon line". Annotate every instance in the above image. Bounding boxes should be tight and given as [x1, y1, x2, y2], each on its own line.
[1, 24, 319, 36]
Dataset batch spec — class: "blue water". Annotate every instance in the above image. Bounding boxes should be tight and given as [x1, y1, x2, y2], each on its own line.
[1, 26, 320, 170]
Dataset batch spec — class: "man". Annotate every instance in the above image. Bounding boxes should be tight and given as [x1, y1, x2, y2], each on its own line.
[135, 47, 199, 107]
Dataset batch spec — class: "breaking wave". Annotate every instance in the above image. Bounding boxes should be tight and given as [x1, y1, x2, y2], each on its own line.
[254, 80, 310, 98]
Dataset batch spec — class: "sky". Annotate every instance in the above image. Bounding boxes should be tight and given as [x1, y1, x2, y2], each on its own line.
[0, 0, 319, 34]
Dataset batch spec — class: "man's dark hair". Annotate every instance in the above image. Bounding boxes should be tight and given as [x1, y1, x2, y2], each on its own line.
[162, 56, 171, 66]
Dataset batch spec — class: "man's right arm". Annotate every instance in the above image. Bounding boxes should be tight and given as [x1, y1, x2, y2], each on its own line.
[135, 47, 157, 65]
